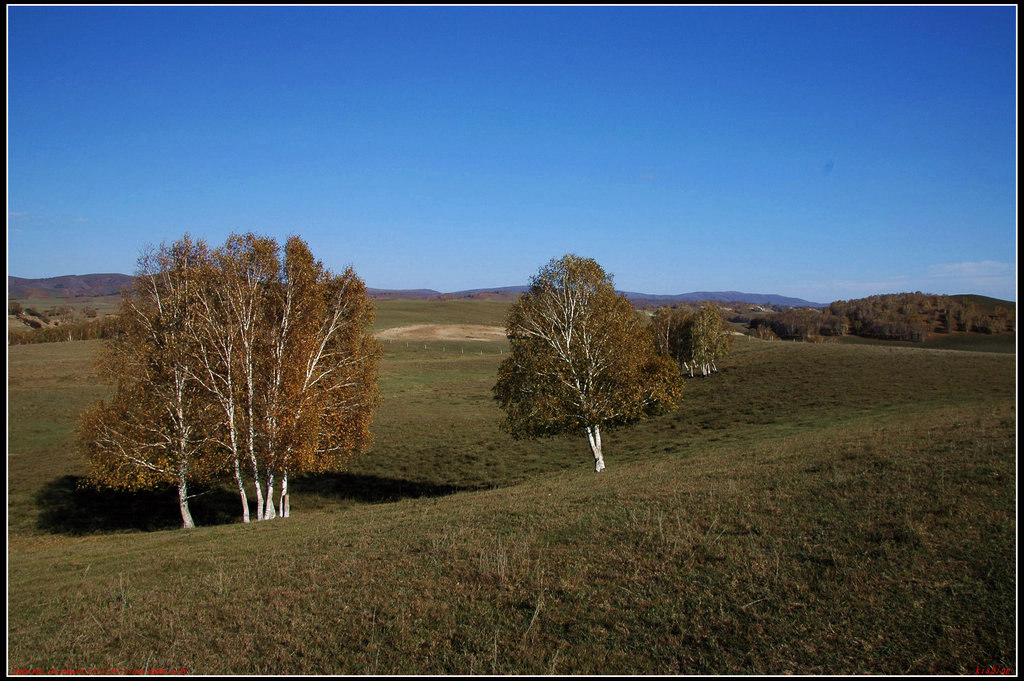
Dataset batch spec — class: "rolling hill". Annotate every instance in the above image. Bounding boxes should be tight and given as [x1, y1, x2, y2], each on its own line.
[8, 274, 135, 299]
[7, 300, 1016, 674]
[15, 274, 1015, 311]
[10, 274, 828, 307]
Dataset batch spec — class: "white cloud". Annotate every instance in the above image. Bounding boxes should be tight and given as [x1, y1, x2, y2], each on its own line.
[927, 261, 1013, 278]
[788, 261, 1017, 302]
[919, 260, 1016, 299]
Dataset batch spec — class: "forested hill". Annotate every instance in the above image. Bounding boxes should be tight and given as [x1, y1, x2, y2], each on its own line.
[752, 292, 1015, 342]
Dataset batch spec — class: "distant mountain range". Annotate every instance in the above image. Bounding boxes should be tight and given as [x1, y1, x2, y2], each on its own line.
[9, 274, 827, 308]
[371, 286, 827, 308]
[8, 274, 136, 299]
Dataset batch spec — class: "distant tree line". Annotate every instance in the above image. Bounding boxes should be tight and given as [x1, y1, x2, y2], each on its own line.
[750, 293, 1015, 342]
[8, 315, 121, 345]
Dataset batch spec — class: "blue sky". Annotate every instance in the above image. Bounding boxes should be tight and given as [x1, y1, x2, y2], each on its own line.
[7, 6, 1017, 302]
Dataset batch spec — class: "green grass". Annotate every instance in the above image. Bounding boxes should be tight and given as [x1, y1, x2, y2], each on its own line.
[9, 294, 123, 318]
[837, 330, 1016, 354]
[372, 298, 512, 330]
[7, 341, 109, 537]
[7, 301, 1017, 674]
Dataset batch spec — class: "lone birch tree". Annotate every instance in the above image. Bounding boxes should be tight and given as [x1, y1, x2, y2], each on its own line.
[493, 255, 682, 472]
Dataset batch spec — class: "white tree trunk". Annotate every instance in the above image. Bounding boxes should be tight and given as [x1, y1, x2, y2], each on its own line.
[279, 471, 289, 518]
[233, 458, 249, 523]
[264, 473, 277, 520]
[244, 359, 265, 520]
[178, 469, 195, 530]
[585, 425, 606, 472]
[249, 454, 265, 521]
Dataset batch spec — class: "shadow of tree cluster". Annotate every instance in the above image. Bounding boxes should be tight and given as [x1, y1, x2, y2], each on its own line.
[35, 476, 242, 535]
[35, 472, 483, 535]
[289, 471, 483, 504]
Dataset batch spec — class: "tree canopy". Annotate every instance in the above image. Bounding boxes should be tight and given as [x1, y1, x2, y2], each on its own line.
[493, 255, 682, 472]
[78, 233, 381, 527]
[652, 304, 732, 377]
[751, 292, 1015, 342]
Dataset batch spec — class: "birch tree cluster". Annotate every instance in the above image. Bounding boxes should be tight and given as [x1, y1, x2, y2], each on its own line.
[493, 255, 682, 472]
[651, 304, 733, 377]
[77, 233, 381, 528]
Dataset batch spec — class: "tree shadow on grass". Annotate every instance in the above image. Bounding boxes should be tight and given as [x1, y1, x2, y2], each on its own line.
[290, 471, 485, 504]
[35, 472, 484, 535]
[35, 475, 241, 535]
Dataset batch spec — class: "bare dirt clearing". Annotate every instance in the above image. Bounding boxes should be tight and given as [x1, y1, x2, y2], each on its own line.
[375, 324, 506, 342]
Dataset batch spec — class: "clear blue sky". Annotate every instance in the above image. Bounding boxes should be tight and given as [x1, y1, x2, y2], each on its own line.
[7, 6, 1017, 302]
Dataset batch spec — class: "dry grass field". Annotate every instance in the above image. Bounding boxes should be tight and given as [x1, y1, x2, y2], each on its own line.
[7, 298, 1016, 674]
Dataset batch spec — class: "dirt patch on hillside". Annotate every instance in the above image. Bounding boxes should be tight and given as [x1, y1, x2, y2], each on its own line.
[375, 324, 506, 342]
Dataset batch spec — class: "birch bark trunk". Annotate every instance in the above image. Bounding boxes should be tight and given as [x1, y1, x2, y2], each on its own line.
[279, 472, 289, 518]
[586, 425, 606, 472]
[264, 472, 277, 520]
[178, 466, 195, 529]
[248, 451, 264, 521]
[233, 458, 249, 523]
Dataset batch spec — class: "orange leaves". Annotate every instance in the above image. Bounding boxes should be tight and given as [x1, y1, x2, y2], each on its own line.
[77, 233, 381, 523]
[494, 255, 683, 454]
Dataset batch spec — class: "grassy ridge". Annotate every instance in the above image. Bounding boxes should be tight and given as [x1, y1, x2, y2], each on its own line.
[838, 331, 1016, 354]
[372, 298, 512, 330]
[7, 301, 1017, 674]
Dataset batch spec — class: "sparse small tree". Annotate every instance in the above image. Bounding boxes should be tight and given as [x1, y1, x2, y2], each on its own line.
[653, 303, 732, 377]
[494, 255, 682, 472]
[56, 305, 75, 324]
[688, 304, 732, 376]
[651, 306, 693, 368]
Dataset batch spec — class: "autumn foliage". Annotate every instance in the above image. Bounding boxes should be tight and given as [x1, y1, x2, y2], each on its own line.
[751, 292, 1015, 342]
[77, 234, 381, 527]
[651, 304, 733, 377]
[493, 255, 682, 472]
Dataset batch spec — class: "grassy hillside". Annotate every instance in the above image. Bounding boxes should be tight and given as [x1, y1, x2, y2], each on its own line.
[838, 330, 1016, 354]
[373, 298, 512, 330]
[7, 300, 1016, 674]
